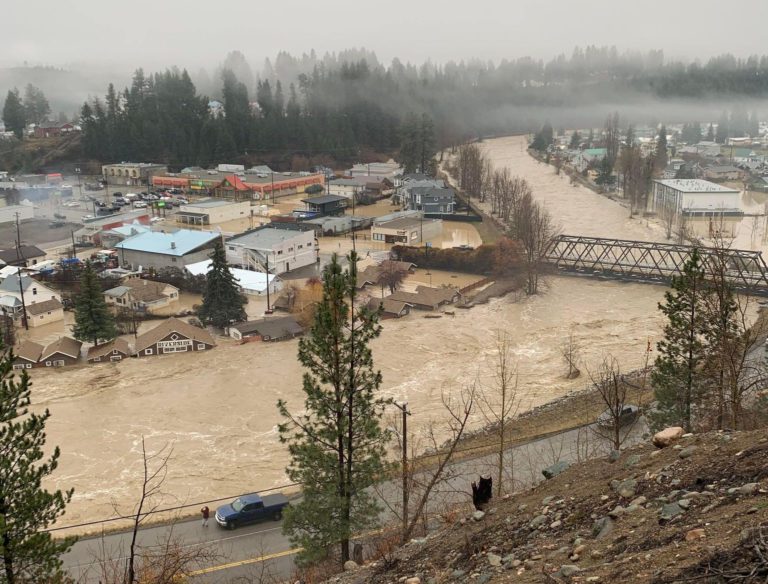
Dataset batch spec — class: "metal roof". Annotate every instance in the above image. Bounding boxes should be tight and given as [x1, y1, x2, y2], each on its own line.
[302, 195, 347, 205]
[654, 179, 739, 193]
[227, 227, 308, 250]
[115, 230, 221, 256]
[185, 260, 277, 292]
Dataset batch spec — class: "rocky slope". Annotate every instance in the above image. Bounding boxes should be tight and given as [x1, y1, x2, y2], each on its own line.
[332, 428, 768, 583]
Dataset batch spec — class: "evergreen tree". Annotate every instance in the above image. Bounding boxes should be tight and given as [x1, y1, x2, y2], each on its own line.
[22, 84, 50, 126]
[197, 240, 247, 329]
[0, 346, 75, 582]
[655, 125, 668, 172]
[2, 89, 25, 139]
[624, 124, 635, 147]
[706, 123, 715, 142]
[650, 249, 711, 432]
[72, 261, 117, 346]
[419, 114, 437, 174]
[569, 130, 581, 149]
[277, 252, 390, 565]
[398, 113, 422, 174]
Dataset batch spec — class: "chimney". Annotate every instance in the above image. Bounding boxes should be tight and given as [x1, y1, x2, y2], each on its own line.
[171, 241, 176, 250]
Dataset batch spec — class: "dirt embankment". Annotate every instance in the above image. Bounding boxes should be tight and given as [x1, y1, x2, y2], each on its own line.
[331, 428, 768, 584]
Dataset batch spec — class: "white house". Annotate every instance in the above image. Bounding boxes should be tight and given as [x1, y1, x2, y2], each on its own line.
[0, 274, 59, 320]
[651, 179, 743, 237]
[225, 227, 316, 275]
[186, 259, 282, 296]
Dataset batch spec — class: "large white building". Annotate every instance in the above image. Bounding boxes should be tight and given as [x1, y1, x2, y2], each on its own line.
[225, 226, 316, 275]
[651, 179, 743, 237]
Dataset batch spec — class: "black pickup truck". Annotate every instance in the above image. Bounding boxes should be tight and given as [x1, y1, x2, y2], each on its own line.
[214, 492, 289, 529]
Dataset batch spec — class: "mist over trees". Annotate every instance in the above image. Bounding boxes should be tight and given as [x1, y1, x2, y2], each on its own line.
[69, 46, 768, 167]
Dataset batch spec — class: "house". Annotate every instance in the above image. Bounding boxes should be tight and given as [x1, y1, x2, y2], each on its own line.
[12, 340, 44, 369]
[651, 179, 743, 237]
[74, 210, 151, 246]
[570, 148, 607, 172]
[87, 338, 132, 363]
[186, 259, 281, 296]
[327, 176, 394, 199]
[695, 141, 721, 157]
[356, 260, 417, 290]
[225, 226, 316, 275]
[34, 121, 76, 138]
[371, 214, 442, 245]
[704, 165, 742, 181]
[366, 297, 412, 319]
[38, 337, 83, 367]
[114, 229, 222, 270]
[405, 187, 456, 215]
[302, 215, 372, 236]
[388, 285, 461, 311]
[0, 274, 59, 318]
[24, 298, 64, 327]
[301, 195, 347, 217]
[135, 317, 215, 357]
[103, 279, 180, 314]
[175, 199, 252, 226]
[102, 162, 167, 187]
[229, 315, 303, 342]
[0, 245, 46, 267]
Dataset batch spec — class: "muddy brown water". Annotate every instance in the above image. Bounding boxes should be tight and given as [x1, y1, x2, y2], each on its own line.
[38, 136, 676, 531]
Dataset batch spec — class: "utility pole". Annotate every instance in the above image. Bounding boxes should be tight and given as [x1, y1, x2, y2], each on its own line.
[265, 251, 271, 313]
[393, 401, 411, 540]
[14, 212, 21, 263]
[70, 230, 76, 260]
[17, 267, 28, 331]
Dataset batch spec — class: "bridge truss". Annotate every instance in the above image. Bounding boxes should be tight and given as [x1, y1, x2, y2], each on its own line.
[543, 235, 768, 295]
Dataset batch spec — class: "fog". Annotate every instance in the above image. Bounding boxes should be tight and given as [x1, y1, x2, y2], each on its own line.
[5, 0, 768, 70]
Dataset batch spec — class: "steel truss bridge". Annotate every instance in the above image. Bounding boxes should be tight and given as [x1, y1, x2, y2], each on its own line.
[543, 235, 768, 295]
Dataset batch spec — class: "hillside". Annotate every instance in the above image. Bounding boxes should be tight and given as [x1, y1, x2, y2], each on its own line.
[332, 428, 768, 583]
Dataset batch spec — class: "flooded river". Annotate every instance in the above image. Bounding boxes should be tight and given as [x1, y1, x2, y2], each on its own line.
[38, 135, 670, 530]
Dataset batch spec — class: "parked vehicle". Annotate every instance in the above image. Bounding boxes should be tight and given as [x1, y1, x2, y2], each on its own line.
[215, 493, 289, 529]
[49, 221, 65, 228]
[53, 213, 66, 220]
[133, 201, 148, 208]
[597, 404, 640, 428]
[63, 200, 81, 207]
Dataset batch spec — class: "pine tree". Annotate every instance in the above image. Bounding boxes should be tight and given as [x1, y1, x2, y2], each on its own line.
[0, 346, 75, 582]
[197, 240, 247, 329]
[277, 252, 390, 565]
[655, 125, 668, 172]
[73, 261, 117, 346]
[569, 130, 581, 149]
[419, 114, 437, 174]
[2, 89, 26, 139]
[650, 249, 711, 432]
[706, 123, 715, 142]
[22, 84, 50, 126]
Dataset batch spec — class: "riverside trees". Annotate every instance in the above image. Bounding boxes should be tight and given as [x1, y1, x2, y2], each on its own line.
[197, 241, 247, 330]
[277, 252, 390, 565]
[73, 261, 118, 346]
[0, 346, 74, 582]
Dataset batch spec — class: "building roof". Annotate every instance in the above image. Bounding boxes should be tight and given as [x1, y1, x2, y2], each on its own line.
[87, 338, 132, 360]
[183, 198, 243, 210]
[706, 165, 741, 173]
[367, 297, 412, 316]
[41, 337, 82, 360]
[0, 246, 46, 264]
[107, 224, 151, 238]
[135, 317, 215, 352]
[0, 273, 45, 294]
[302, 194, 347, 205]
[103, 162, 166, 169]
[389, 285, 460, 308]
[81, 210, 150, 228]
[232, 316, 303, 338]
[374, 216, 440, 231]
[115, 230, 220, 256]
[25, 298, 63, 316]
[227, 227, 308, 250]
[654, 179, 740, 193]
[15, 340, 44, 362]
[185, 260, 277, 293]
[104, 279, 177, 303]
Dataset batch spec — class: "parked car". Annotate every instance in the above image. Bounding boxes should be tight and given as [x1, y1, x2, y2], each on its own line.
[63, 200, 81, 207]
[597, 404, 640, 428]
[49, 221, 65, 228]
[215, 493, 289, 529]
[133, 201, 148, 208]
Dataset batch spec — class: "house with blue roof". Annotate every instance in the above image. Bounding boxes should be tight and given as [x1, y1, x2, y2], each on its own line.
[114, 229, 222, 270]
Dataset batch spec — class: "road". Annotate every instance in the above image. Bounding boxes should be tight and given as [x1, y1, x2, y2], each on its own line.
[63, 420, 645, 582]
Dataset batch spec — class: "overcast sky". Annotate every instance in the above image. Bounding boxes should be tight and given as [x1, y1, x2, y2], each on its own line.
[6, 0, 768, 71]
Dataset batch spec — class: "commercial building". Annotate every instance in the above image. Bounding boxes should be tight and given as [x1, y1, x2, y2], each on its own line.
[347, 161, 401, 181]
[651, 179, 743, 237]
[175, 199, 252, 226]
[300, 195, 347, 217]
[102, 163, 168, 186]
[186, 259, 281, 296]
[135, 317, 215, 357]
[225, 226, 316, 275]
[87, 338, 132, 364]
[114, 229, 222, 270]
[75, 211, 152, 246]
[152, 169, 324, 201]
[229, 315, 303, 342]
[371, 214, 442, 245]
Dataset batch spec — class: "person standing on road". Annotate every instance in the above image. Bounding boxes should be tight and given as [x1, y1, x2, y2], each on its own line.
[201, 505, 210, 527]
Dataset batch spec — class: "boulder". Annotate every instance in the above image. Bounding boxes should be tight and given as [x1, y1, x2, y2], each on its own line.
[472, 510, 486, 521]
[487, 553, 502, 567]
[653, 427, 685, 448]
[543, 461, 570, 479]
[660, 502, 684, 521]
[685, 528, 706, 541]
[343, 560, 359, 572]
[615, 478, 638, 499]
[679, 445, 697, 459]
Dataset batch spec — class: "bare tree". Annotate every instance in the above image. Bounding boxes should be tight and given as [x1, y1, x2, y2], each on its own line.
[590, 356, 636, 451]
[477, 332, 520, 497]
[658, 194, 678, 240]
[127, 438, 173, 583]
[514, 192, 557, 295]
[379, 261, 407, 294]
[560, 328, 581, 379]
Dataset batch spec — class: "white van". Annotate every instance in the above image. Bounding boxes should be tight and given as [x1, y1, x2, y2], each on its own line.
[125, 193, 139, 200]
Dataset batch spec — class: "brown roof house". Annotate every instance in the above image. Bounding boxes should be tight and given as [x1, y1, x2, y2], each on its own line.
[87, 338, 133, 364]
[388, 285, 461, 311]
[229, 315, 303, 342]
[24, 298, 64, 328]
[135, 317, 215, 357]
[104, 279, 180, 315]
[12, 340, 44, 369]
[367, 297, 412, 319]
[39, 337, 83, 368]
